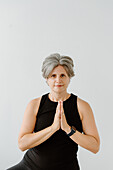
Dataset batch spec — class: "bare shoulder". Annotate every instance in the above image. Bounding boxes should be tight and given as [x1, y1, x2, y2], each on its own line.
[31, 96, 42, 105]
[77, 97, 92, 120]
[29, 96, 42, 116]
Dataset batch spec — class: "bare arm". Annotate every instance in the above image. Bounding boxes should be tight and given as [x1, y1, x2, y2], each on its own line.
[65, 98, 100, 154]
[18, 98, 57, 152]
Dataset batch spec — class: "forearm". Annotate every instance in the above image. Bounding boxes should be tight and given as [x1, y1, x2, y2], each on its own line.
[70, 130, 100, 154]
[18, 125, 56, 151]
[65, 126, 99, 154]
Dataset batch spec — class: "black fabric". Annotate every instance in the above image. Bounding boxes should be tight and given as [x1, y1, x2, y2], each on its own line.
[7, 93, 83, 170]
[6, 159, 31, 170]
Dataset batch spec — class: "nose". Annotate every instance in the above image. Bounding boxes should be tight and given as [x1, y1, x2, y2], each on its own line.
[55, 76, 62, 83]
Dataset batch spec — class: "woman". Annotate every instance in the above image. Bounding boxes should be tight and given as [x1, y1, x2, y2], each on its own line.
[7, 53, 100, 170]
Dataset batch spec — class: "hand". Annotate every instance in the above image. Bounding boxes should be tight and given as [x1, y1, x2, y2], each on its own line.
[60, 101, 71, 133]
[52, 101, 61, 131]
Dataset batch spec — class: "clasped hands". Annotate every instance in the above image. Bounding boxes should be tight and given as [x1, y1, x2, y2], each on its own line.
[52, 100, 71, 134]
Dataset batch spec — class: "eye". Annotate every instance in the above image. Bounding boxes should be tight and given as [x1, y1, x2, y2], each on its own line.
[61, 74, 65, 77]
[51, 74, 56, 77]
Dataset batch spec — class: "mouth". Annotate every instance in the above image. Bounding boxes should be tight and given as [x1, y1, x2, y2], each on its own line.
[55, 85, 63, 87]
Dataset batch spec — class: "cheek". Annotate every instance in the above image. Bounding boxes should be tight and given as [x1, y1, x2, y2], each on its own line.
[66, 80, 70, 86]
[66, 78, 70, 83]
[48, 80, 54, 86]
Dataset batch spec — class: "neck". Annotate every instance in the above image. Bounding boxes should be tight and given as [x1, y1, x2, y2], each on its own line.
[49, 91, 70, 102]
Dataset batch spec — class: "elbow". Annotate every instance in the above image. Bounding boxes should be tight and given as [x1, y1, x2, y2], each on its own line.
[19, 146, 25, 152]
[18, 140, 27, 152]
[91, 136, 100, 154]
[92, 141, 100, 154]
[92, 146, 100, 154]
[18, 143, 25, 152]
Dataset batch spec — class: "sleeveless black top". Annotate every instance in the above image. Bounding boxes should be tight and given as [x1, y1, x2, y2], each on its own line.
[22, 93, 83, 170]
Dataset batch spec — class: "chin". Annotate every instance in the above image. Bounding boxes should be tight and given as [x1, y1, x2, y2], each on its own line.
[54, 88, 66, 93]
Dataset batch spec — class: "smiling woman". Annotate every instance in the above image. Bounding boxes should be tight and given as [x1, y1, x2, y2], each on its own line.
[7, 53, 100, 170]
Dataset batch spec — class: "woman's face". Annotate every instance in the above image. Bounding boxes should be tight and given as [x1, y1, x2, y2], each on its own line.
[46, 65, 70, 93]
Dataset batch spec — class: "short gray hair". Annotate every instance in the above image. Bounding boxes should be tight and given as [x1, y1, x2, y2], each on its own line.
[41, 53, 75, 79]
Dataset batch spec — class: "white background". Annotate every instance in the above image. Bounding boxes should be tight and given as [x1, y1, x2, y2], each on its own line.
[0, 0, 113, 169]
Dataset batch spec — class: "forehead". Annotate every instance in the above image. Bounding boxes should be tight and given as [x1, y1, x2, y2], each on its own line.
[51, 65, 67, 73]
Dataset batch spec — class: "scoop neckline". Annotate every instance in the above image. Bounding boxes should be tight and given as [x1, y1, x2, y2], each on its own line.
[47, 93, 72, 103]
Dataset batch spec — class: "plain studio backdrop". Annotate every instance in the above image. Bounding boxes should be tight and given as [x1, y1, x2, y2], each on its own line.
[0, 0, 113, 169]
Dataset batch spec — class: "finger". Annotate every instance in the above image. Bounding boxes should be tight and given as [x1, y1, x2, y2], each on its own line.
[56, 101, 60, 109]
[60, 101, 64, 114]
[60, 100, 62, 111]
[56, 101, 61, 114]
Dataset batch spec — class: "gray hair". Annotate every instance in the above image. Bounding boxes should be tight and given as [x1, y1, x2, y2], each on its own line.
[41, 53, 75, 79]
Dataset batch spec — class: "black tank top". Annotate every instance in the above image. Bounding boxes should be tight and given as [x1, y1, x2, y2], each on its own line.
[23, 93, 83, 170]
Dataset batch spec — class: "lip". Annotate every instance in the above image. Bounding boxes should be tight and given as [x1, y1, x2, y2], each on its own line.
[55, 85, 63, 87]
